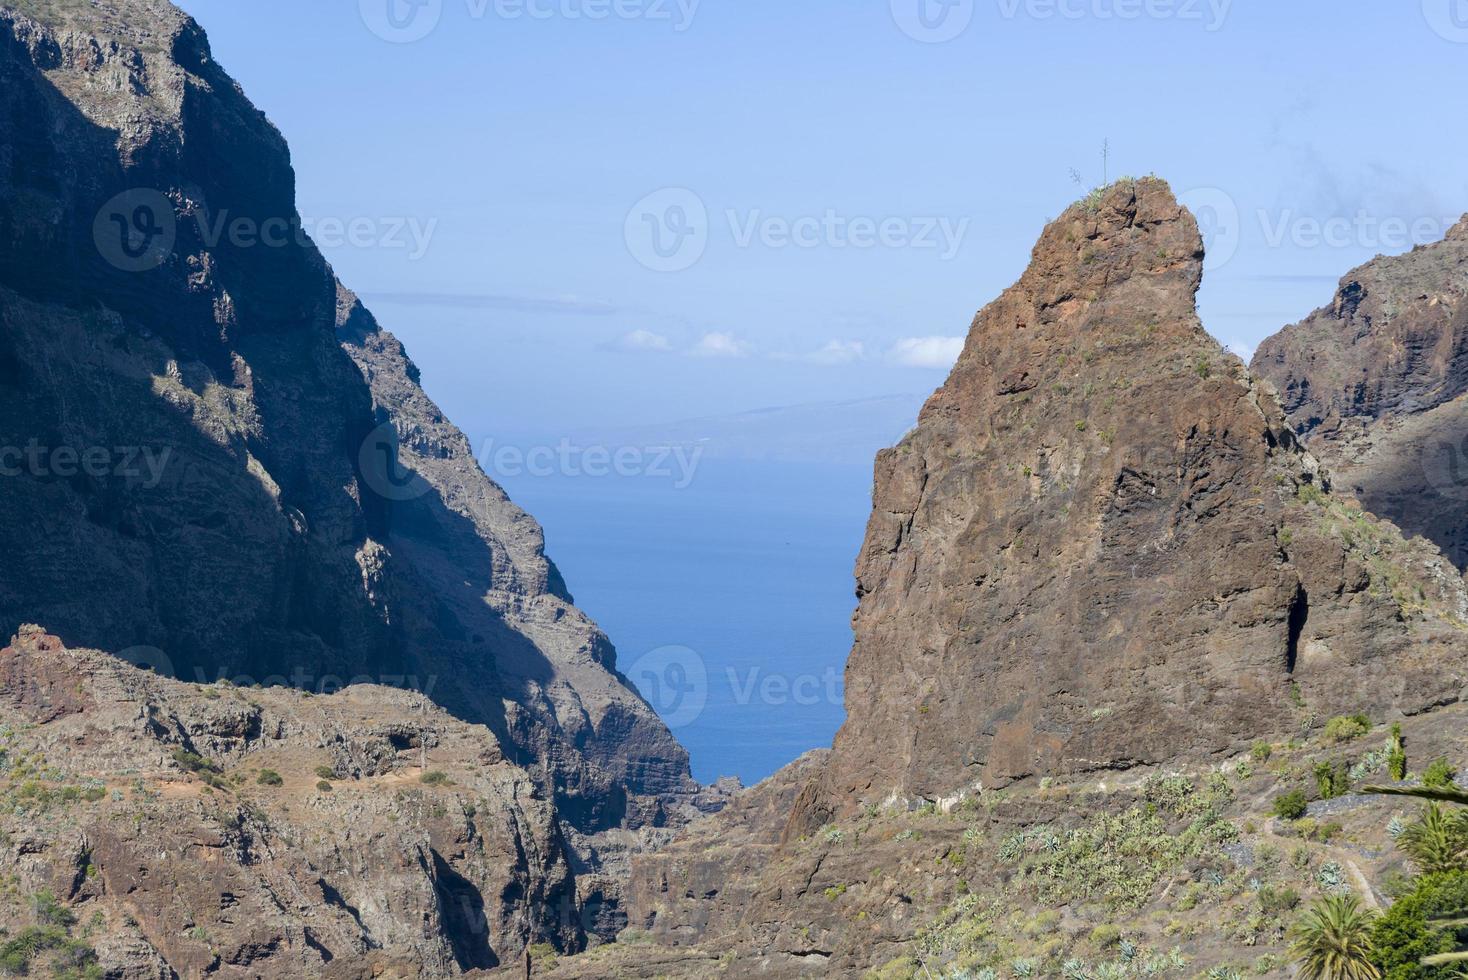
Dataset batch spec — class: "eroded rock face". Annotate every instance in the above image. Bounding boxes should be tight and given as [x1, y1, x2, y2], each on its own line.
[1251, 218, 1468, 570]
[800, 179, 1468, 822]
[0, 627, 581, 979]
[0, 0, 691, 835]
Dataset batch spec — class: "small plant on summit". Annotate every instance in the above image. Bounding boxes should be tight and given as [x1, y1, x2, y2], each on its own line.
[256, 770, 283, 787]
[1274, 790, 1310, 821]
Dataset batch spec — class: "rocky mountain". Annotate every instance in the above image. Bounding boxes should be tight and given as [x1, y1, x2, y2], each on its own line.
[0, 0, 693, 844]
[1252, 218, 1468, 570]
[560, 179, 1468, 977]
[798, 178, 1468, 824]
[1, 625, 587, 979]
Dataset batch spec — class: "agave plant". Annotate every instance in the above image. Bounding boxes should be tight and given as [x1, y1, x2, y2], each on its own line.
[1288, 895, 1381, 980]
[1010, 958, 1036, 979]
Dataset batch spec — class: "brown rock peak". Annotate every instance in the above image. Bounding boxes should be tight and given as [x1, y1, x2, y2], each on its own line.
[1448, 213, 1468, 241]
[792, 179, 1468, 824]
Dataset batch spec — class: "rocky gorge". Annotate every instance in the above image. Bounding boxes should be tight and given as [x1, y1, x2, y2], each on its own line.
[2, 1, 1468, 978]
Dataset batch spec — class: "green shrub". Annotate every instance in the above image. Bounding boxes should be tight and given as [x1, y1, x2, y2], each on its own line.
[314, 765, 336, 780]
[315, 780, 332, 792]
[256, 770, 283, 787]
[1388, 724, 1408, 781]
[1315, 761, 1351, 800]
[1423, 759, 1458, 790]
[171, 748, 220, 775]
[1259, 885, 1301, 914]
[1369, 871, 1468, 978]
[1324, 714, 1372, 743]
[1089, 923, 1121, 949]
[1252, 742, 1275, 763]
[419, 770, 452, 786]
[1273, 790, 1309, 821]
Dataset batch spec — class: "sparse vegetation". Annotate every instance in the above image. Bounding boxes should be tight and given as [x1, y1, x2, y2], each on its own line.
[419, 770, 452, 786]
[256, 769, 283, 787]
[1275, 790, 1310, 821]
[1324, 715, 1372, 744]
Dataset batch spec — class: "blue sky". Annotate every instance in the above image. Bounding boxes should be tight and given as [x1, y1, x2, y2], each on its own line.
[169, 0, 1468, 782]
[175, 0, 1468, 438]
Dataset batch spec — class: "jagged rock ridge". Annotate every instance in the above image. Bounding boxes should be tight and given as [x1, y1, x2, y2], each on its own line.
[1252, 216, 1468, 570]
[0, 0, 692, 842]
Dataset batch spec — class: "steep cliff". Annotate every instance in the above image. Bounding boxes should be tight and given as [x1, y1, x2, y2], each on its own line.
[1252, 217, 1468, 570]
[797, 178, 1468, 822]
[0, 0, 691, 838]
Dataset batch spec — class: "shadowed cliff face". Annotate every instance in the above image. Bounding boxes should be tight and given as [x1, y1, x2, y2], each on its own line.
[797, 179, 1468, 821]
[1252, 217, 1468, 570]
[0, 1, 691, 833]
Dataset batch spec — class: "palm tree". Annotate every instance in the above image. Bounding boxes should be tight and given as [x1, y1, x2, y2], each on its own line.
[1397, 803, 1468, 875]
[1289, 895, 1382, 980]
[1366, 783, 1468, 971]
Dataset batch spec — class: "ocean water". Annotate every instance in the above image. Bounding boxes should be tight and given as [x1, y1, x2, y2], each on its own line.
[497, 459, 876, 785]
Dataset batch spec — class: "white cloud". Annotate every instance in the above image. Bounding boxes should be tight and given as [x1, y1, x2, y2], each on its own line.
[607, 329, 674, 352]
[806, 340, 865, 365]
[889, 336, 965, 370]
[690, 332, 751, 358]
[772, 339, 866, 366]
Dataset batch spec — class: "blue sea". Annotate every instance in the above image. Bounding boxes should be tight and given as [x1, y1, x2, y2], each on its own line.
[498, 458, 876, 785]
